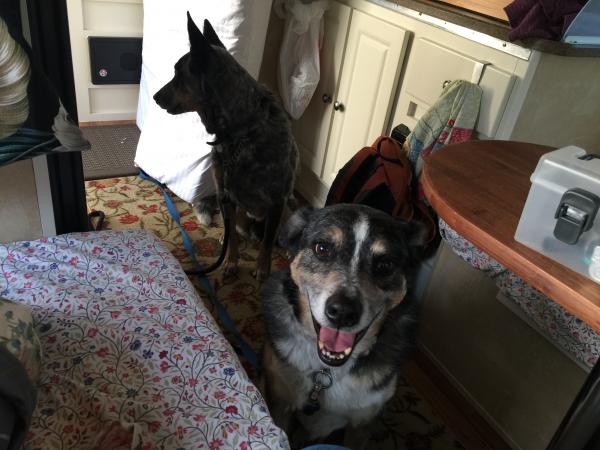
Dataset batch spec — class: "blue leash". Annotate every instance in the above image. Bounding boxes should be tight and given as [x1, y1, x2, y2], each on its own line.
[138, 170, 261, 370]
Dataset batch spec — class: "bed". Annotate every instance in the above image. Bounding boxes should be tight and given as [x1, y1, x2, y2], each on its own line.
[135, 1, 273, 205]
[0, 229, 288, 449]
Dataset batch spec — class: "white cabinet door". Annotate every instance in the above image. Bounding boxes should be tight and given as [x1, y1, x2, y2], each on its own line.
[292, 2, 351, 177]
[322, 10, 409, 186]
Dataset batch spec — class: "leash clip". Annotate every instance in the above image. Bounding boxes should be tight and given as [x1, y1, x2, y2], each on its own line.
[302, 368, 333, 416]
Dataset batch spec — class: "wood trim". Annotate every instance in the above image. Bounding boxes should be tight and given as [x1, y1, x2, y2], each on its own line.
[405, 348, 512, 450]
[431, 0, 509, 22]
[79, 119, 137, 127]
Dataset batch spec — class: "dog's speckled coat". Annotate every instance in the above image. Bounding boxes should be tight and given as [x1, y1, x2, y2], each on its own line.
[154, 15, 298, 280]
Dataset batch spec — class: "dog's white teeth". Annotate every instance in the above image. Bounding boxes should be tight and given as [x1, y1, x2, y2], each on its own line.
[320, 345, 349, 361]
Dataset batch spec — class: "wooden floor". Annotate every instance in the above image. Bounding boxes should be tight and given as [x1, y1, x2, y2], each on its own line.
[406, 348, 511, 450]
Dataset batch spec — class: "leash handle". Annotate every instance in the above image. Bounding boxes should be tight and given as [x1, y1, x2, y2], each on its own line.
[87, 210, 105, 231]
[137, 170, 260, 370]
[185, 198, 229, 276]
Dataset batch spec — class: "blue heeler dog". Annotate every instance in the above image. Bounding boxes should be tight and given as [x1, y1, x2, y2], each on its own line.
[154, 14, 298, 281]
[262, 204, 425, 444]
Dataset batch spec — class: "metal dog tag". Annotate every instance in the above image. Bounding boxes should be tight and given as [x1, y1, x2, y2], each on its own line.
[302, 369, 332, 416]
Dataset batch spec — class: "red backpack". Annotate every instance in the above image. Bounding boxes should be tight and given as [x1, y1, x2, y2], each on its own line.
[325, 136, 436, 243]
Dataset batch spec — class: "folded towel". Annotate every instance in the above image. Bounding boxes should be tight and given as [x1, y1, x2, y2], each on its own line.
[505, 0, 584, 41]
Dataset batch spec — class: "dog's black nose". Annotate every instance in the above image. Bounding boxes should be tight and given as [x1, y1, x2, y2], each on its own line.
[325, 292, 362, 328]
[153, 90, 164, 107]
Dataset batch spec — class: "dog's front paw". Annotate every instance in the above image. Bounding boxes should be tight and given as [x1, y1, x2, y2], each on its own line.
[192, 196, 217, 227]
[193, 205, 213, 227]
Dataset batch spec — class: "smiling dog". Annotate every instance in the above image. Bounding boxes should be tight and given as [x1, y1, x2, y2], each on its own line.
[154, 14, 298, 280]
[262, 204, 425, 442]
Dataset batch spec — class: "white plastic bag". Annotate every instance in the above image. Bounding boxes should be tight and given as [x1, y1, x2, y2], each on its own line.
[276, 0, 328, 120]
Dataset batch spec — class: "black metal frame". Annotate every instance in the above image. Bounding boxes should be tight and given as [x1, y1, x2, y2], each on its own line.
[26, 0, 88, 234]
[547, 361, 600, 449]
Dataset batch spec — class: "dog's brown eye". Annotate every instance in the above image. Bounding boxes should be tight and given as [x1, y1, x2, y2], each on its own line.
[314, 242, 331, 259]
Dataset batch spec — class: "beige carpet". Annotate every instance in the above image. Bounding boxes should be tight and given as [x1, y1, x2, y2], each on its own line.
[86, 175, 465, 450]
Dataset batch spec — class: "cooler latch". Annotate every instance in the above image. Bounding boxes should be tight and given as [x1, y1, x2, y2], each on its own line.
[554, 188, 600, 245]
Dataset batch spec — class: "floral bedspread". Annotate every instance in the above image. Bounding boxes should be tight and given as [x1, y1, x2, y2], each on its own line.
[439, 218, 600, 368]
[0, 230, 288, 450]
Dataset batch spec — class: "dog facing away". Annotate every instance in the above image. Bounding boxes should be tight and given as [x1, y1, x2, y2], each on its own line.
[262, 204, 425, 444]
[154, 14, 298, 280]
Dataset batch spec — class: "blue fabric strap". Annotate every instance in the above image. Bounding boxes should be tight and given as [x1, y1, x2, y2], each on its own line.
[138, 170, 260, 370]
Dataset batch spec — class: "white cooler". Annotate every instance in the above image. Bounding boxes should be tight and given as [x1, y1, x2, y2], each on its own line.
[515, 146, 600, 283]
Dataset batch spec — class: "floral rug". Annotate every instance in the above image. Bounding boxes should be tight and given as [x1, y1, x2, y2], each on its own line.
[86, 175, 465, 450]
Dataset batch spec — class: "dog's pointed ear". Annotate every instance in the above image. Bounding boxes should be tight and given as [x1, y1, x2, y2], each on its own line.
[203, 19, 225, 49]
[279, 207, 315, 253]
[401, 219, 432, 263]
[187, 12, 212, 62]
[407, 220, 430, 248]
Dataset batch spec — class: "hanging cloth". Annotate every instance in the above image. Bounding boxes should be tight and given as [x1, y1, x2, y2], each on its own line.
[404, 79, 482, 179]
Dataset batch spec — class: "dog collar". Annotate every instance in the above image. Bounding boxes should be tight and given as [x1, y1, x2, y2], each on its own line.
[302, 368, 333, 416]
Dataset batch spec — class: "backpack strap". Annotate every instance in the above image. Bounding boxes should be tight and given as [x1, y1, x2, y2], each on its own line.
[327, 145, 376, 205]
[376, 137, 414, 220]
[377, 137, 437, 241]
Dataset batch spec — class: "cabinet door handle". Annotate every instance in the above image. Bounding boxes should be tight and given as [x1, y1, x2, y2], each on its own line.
[322, 94, 332, 104]
[333, 101, 345, 111]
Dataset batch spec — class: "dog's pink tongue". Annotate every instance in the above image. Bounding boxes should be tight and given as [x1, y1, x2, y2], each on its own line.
[319, 327, 356, 353]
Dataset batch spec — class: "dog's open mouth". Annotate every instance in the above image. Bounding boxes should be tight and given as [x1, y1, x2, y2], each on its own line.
[313, 318, 367, 367]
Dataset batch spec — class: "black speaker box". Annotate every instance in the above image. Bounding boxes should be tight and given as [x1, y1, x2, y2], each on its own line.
[89, 37, 142, 85]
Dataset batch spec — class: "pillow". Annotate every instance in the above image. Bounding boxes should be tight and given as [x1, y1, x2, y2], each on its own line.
[0, 298, 40, 450]
[0, 298, 41, 383]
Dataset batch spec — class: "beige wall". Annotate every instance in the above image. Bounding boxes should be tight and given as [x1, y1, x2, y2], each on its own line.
[421, 242, 586, 450]
[0, 159, 43, 243]
[511, 54, 600, 152]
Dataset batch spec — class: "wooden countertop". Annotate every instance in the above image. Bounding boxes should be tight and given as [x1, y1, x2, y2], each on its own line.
[378, 0, 600, 57]
[433, 0, 509, 22]
[422, 140, 600, 333]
